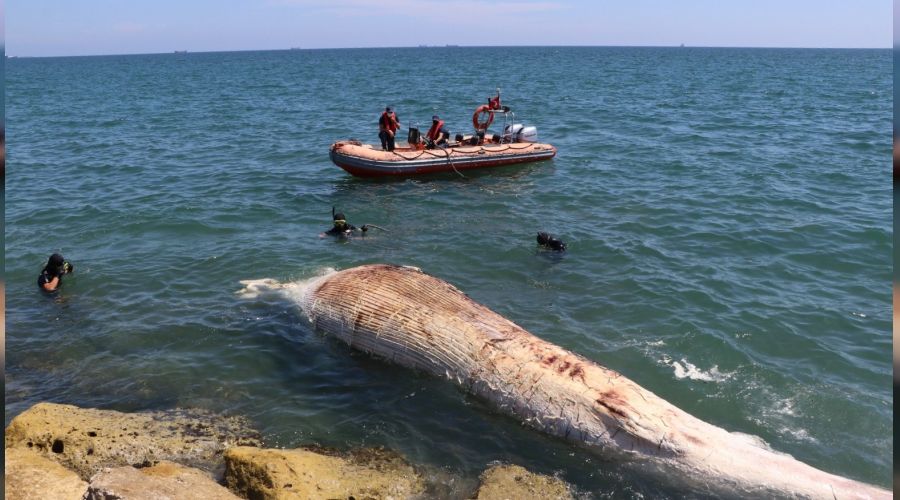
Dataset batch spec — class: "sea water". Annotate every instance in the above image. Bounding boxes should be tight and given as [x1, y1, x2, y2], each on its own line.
[5, 47, 892, 497]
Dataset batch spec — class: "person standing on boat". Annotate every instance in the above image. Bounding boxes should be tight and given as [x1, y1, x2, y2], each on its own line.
[425, 115, 450, 148]
[378, 106, 401, 151]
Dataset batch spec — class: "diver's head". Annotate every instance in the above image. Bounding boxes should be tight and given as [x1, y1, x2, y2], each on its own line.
[536, 232, 550, 246]
[46, 253, 68, 276]
[333, 212, 347, 229]
[48, 253, 65, 268]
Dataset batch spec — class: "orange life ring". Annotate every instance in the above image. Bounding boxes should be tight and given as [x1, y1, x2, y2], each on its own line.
[472, 105, 494, 131]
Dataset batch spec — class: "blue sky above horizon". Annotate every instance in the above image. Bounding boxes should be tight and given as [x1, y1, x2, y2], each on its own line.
[4, 0, 893, 57]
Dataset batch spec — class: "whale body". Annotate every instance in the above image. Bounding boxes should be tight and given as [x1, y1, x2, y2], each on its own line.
[297, 264, 889, 499]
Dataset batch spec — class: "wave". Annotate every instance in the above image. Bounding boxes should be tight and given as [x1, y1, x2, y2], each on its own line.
[660, 355, 733, 383]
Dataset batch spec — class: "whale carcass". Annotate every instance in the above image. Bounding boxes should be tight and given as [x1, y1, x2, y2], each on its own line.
[297, 264, 889, 499]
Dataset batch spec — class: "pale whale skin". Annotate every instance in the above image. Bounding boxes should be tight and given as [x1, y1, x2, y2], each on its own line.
[299, 264, 889, 499]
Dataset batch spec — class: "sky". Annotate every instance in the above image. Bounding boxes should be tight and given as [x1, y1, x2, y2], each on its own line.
[4, 0, 893, 57]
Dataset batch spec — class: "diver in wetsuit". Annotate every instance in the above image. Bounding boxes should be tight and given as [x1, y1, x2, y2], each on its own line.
[324, 211, 369, 237]
[537, 232, 566, 252]
[37, 253, 74, 292]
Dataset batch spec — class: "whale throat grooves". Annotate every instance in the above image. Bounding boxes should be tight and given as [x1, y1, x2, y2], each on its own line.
[300, 264, 890, 499]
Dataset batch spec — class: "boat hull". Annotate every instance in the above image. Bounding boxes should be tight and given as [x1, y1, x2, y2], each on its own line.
[329, 141, 557, 177]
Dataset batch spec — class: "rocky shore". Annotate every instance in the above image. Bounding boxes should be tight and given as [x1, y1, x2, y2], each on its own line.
[5, 402, 575, 499]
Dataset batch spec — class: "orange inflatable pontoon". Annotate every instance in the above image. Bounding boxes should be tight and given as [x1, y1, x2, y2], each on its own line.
[330, 91, 557, 177]
[329, 139, 557, 177]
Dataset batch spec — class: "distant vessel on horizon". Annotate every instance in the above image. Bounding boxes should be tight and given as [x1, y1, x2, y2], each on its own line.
[290, 47, 301, 50]
[174, 50, 187, 54]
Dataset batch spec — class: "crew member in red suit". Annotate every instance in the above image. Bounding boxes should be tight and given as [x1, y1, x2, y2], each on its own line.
[378, 106, 400, 151]
[425, 115, 450, 148]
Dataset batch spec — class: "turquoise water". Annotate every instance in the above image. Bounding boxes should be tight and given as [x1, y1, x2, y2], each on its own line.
[6, 47, 892, 497]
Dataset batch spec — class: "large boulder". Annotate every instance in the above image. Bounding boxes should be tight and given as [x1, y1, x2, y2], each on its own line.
[5, 447, 88, 500]
[472, 464, 573, 500]
[223, 445, 425, 499]
[5, 402, 261, 480]
[84, 461, 241, 500]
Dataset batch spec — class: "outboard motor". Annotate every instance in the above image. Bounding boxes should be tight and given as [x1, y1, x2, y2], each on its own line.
[407, 127, 421, 145]
[502, 123, 524, 141]
[502, 123, 539, 143]
[517, 126, 538, 143]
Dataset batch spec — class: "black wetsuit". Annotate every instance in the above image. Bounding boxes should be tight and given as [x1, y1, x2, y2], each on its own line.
[545, 238, 566, 251]
[37, 269, 61, 291]
[325, 223, 359, 236]
[537, 232, 567, 251]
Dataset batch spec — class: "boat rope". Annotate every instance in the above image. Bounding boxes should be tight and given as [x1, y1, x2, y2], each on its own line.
[445, 150, 465, 178]
[401, 148, 462, 177]
[449, 144, 533, 155]
[384, 147, 465, 177]
[385, 146, 512, 159]
[488, 144, 534, 152]
[384, 143, 535, 178]
[390, 150, 427, 160]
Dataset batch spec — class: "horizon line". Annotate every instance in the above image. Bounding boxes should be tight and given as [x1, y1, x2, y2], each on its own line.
[5, 43, 891, 59]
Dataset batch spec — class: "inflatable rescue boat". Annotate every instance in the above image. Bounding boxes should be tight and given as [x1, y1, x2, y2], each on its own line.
[329, 91, 557, 177]
[330, 140, 557, 177]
